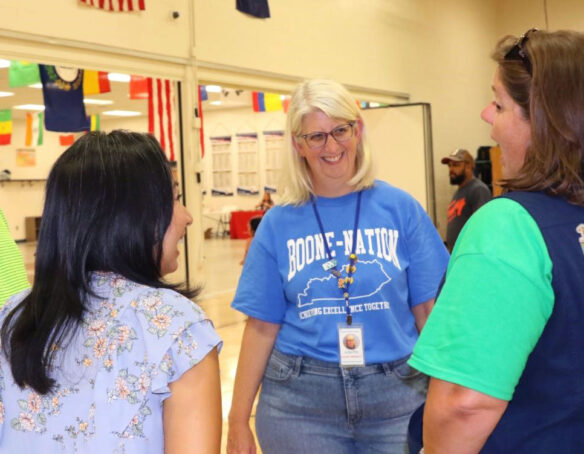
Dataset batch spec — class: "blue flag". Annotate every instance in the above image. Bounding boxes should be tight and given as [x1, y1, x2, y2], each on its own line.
[236, 0, 270, 18]
[39, 65, 90, 132]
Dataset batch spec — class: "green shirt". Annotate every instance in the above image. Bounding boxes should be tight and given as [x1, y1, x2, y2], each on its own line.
[409, 198, 554, 401]
[0, 208, 30, 305]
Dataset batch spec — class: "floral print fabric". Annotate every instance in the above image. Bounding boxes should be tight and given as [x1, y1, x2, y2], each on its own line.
[0, 272, 221, 453]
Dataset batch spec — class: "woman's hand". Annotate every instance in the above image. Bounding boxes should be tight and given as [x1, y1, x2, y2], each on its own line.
[227, 318, 280, 454]
[227, 419, 257, 454]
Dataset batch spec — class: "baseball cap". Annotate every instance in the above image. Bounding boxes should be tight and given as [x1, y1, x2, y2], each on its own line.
[441, 148, 474, 165]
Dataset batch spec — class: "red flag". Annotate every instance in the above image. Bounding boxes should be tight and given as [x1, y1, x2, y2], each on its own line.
[148, 78, 176, 162]
[129, 75, 149, 99]
[79, 0, 145, 11]
[282, 97, 291, 114]
[59, 134, 75, 146]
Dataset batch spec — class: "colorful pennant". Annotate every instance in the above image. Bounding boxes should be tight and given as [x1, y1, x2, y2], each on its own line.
[8, 61, 41, 88]
[25, 112, 44, 147]
[129, 75, 149, 100]
[89, 114, 100, 132]
[83, 70, 111, 95]
[0, 109, 12, 145]
[252, 92, 285, 112]
[148, 78, 176, 161]
[79, 0, 145, 11]
[59, 134, 75, 146]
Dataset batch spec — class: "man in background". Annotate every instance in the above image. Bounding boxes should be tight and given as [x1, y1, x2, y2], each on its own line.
[0, 207, 30, 305]
[442, 149, 491, 252]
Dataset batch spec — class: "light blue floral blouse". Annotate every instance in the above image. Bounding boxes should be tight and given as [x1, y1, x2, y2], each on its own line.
[0, 272, 222, 453]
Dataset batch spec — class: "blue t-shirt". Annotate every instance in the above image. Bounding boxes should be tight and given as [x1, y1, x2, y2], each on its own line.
[231, 180, 449, 364]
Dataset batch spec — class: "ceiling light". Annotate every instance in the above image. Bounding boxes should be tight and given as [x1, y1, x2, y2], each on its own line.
[102, 110, 141, 117]
[107, 73, 131, 83]
[0, 91, 14, 98]
[14, 104, 45, 111]
[205, 85, 222, 93]
[29, 83, 43, 89]
[210, 101, 222, 105]
[83, 98, 114, 105]
[0, 59, 10, 68]
[369, 102, 380, 108]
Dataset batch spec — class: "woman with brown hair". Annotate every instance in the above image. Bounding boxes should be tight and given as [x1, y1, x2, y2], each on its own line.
[408, 29, 584, 453]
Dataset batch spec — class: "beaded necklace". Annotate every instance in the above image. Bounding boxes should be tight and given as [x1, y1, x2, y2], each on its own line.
[310, 191, 362, 325]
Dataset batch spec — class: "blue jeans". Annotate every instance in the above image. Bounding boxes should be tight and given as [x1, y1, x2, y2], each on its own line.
[256, 349, 428, 454]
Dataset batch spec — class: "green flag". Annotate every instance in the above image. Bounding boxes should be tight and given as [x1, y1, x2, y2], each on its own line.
[9, 61, 41, 87]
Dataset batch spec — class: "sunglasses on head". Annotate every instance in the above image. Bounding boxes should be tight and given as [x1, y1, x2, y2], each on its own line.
[504, 28, 538, 76]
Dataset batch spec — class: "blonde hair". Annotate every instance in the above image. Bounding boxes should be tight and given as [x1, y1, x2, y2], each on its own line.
[278, 79, 375, 205]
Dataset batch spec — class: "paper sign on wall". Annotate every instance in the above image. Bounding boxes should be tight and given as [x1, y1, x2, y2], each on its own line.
[16, 149, 36, 167]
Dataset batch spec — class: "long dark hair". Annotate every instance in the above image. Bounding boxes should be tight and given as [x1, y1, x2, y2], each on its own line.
[1, 130, 198, 394]
[493, 30, 584, 204]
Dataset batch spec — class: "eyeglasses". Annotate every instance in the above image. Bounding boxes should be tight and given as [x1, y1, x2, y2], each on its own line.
[504, 28, 538, 76]
[300, 122, 355, 149]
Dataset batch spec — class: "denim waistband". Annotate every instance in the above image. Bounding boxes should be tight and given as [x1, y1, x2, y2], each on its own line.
[270, 349, 411, 378]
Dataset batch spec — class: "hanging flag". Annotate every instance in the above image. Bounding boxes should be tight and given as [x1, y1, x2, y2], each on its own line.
[129, 75, 149, 99]
[79, 0, 146, 11]
[148, 78, 176, 162]
[282, 96, 290, 114]
[25, 112, 44, 147]
[83, 70, 111, 95]
[40, 65, 90, 132]
[198, 85, 205, 158]
[9, 61, 41, 88]
[264, 93, 282, 111]
[252, 92, 265, 112]
[236, 0, 270, 18]
[89, 114, 100, 131]
[199, 85, 208, 101]
[0, 109, 12, 145]
[59, 134, 75, 146]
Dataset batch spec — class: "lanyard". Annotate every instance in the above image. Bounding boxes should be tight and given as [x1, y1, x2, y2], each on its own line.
[310, 191, 362, 325]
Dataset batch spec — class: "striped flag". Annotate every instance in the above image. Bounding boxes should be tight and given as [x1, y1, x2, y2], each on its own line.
[25, 112, 44, 147]
[83, 70, 111, 95]
[0, 109, 12, 146]
[252, 92, 265, 112]
[148, 78, 177, 162]
[252, 92, 283, 112]
[79, 0, 145, 11]
[89, 114, 100, 131]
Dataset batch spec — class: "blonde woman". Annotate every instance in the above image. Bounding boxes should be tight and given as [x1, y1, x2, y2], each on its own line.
[228, 79, 448, 453]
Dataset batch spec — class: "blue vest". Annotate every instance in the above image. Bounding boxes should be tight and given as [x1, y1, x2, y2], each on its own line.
[481, 192, 584, 452]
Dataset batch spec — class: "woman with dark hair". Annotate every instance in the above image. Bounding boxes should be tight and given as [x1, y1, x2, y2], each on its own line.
[409, 29, 584, 452]
[0, 131, 222, 453]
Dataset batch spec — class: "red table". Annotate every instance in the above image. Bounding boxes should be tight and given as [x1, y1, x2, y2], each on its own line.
[229, 210, 265, 239]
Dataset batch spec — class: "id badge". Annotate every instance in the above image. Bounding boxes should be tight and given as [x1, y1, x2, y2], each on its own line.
[338, 323, 365, 367]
